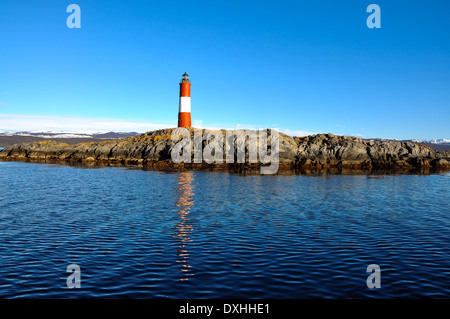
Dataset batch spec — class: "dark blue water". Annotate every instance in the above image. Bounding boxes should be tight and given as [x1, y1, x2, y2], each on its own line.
[0, 161, 449, 298]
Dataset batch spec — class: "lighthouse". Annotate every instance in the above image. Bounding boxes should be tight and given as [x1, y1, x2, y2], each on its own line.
[178, 72, 191, 127]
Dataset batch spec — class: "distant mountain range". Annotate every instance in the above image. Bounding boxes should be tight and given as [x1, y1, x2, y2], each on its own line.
[411, 139, 450, 144]
[0, 130, 140, 139]
[0, 131, 140, 147]
[367, 138, 450, 144]
[366, 138, 450, 151]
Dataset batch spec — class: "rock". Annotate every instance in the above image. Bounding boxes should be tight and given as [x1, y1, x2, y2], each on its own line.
[434, 158, 449, 168]
[0, 129, 449, 171]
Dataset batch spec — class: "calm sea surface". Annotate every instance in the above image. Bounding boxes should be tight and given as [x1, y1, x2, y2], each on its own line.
[0, 161, 449, 298]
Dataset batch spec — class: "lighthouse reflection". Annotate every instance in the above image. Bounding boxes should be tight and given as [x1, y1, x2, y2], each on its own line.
[174, 171, 195, 281]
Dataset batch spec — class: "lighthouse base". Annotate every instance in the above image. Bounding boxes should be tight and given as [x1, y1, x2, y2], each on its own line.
[178, 112, 191, 128]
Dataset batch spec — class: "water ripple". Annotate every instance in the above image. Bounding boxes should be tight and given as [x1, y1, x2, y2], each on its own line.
[0, 162, 449, 298]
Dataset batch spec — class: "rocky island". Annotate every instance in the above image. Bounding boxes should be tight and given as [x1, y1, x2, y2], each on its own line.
[0, 128, 449, 173]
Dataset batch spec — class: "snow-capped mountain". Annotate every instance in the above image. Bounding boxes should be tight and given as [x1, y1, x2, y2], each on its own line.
[0, 131, 140, 139]
[367, 137, 449, 144]
[0, 131, 141, 147]
[413, 139, 450, 144]
[365, 137, 450, 151]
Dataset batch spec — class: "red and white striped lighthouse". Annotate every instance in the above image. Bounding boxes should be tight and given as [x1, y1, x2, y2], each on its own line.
[178, 72, 191, 127]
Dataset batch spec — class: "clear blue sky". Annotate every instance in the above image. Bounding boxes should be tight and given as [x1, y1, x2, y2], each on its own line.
[0, 0, 449, 139]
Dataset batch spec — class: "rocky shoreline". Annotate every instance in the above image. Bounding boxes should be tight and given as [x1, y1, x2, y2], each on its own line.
[0, 128, 449, 173]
